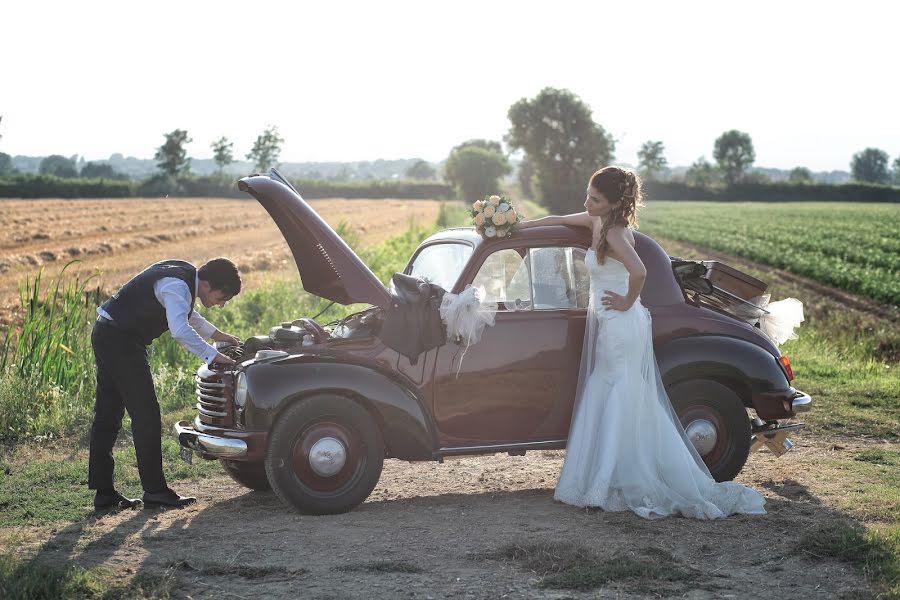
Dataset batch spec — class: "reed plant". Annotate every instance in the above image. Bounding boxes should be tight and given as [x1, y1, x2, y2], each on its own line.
[0, 262, 101, 440]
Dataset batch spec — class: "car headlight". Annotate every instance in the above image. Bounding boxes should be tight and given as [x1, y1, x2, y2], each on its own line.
[234, 372, 248, 409]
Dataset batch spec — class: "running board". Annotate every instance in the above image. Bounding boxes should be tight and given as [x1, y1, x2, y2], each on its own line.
[434, 439, 567, 462]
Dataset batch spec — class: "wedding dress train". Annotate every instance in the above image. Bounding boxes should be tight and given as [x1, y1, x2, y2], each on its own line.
[553, 249, 767, 519]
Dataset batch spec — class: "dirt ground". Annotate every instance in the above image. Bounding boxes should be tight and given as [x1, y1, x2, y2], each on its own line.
[5, 433, 885, 599]
[0, 196, 442, 324]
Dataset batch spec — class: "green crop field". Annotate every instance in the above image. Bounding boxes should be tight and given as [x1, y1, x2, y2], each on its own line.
[639, 201, 900, 307]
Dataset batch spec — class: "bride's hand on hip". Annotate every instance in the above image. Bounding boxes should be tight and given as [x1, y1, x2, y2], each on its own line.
[602, 290, 632, 311]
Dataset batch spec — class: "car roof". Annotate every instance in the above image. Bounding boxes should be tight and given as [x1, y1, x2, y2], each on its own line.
[421, 225, 591, 248]
[419, 225, 684, 307]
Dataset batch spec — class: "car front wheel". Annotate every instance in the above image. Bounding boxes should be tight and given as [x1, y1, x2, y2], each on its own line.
[220, 459, 271, 491]
[265, 394, 384, 515]
[668, 379, 751, 482]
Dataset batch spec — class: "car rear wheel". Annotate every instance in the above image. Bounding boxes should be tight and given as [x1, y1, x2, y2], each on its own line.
[265, 394, 384, 515]
[219, 459, 271, 491]
[668, 379, 751, 482]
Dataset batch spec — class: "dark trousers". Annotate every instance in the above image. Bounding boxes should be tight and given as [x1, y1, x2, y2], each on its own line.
[88, 320, 167, 493]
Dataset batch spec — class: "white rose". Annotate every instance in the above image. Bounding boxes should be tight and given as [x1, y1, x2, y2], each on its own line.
[485, 225, 496, 238]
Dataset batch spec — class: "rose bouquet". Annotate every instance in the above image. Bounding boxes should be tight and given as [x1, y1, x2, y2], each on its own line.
[471, 194, 520, 239]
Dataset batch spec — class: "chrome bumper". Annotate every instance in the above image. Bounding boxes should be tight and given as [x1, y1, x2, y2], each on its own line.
[174, 420, 247, 459]
[791, 391, 812, 412]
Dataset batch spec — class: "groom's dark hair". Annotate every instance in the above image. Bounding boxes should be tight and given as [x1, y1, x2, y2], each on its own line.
[199, 257, 242, 297]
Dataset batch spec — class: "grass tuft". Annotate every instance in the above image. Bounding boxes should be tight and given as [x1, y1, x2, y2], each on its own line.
[798, 522, 900, 599]
[482, 542, 696, 591]
[169, 560, 300, 580]
[0, 553, 176, 599]
[335, 560, 423, 574]
[855, 449, 900, 467]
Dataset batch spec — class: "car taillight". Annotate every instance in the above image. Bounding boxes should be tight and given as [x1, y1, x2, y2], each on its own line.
[779, 356, 794, 381]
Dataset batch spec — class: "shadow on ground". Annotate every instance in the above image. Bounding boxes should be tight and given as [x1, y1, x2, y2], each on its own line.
[24, 479, 870, 599]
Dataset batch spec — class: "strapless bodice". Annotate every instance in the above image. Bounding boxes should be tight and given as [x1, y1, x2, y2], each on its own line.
[586, 247, 629, 290]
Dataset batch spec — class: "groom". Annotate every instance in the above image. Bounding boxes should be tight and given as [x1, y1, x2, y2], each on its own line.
[89, 257, 242, 511]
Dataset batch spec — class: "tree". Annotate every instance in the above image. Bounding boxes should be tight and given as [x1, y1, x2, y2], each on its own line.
[0, 153, 14, 176]
[247, 125, 284, 172]
[211, 136, 234, 173]
[851, 148, 890, 184]
[685, 156, 721, 187]
[451, 139, 504, 155]
[637, 140, 668, 181]
[442, 145, 511, 201]
[155, 129, 192, 176]
[81, 162, 125, 179]
[405, 159, 436, 180]
[39, 154, 78, 178]
[788, 166, 813, 184]
[506, 87, 614, 213]
[713, 130, 755, 185]
[517, 155, 536, 198]
[893, 157, 900, 185]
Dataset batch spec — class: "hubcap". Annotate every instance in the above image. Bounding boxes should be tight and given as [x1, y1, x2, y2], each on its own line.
[308, 436, 347, 477]
[685, 419, 718, 456]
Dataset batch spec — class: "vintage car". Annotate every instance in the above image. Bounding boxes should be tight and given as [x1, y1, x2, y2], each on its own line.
[175, 170, 811, 514]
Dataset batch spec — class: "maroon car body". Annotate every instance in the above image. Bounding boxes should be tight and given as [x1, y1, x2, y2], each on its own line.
[175, 172, 810, 514]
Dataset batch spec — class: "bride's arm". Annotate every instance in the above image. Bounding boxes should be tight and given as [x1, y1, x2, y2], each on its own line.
[602, 228, 647, 311]
[518, 211, 593, 230]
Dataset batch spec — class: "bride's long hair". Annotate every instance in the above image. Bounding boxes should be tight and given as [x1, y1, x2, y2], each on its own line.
[590, 166, 644, 264]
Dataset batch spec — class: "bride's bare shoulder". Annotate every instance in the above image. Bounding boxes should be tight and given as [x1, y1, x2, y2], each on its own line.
[607, 225, 636, 246]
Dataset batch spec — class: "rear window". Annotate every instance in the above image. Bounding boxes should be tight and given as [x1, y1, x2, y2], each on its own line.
[407, 243, 473, 291]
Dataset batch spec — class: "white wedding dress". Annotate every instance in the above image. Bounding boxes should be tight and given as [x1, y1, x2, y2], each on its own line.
[553, 249, 767, 519]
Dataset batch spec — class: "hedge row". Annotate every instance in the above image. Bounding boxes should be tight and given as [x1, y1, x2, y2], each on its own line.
[643, 180, 900, 203]
[3, 174, 899, 203]
[0, 175, 135, 198]
[0, 174, 455, 200]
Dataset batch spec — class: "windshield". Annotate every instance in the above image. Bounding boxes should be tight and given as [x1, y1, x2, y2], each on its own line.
[407, 242, 473, 291]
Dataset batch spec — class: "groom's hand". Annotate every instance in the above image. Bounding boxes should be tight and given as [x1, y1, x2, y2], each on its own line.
[602, 290, 631, 311]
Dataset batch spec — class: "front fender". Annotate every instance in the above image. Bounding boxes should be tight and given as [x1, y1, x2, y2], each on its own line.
[655, 335, 793, 419]
[243, 358, 435, 460]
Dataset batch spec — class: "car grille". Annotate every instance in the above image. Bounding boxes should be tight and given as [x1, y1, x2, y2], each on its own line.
[196, 366, 233, 426]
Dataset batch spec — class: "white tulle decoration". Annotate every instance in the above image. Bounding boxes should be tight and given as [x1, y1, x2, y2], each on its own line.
[752, 294, 805, 345]
[440, 285, 497, 376]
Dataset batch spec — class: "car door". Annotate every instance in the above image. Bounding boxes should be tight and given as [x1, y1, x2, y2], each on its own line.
[432, 245, 589, 446]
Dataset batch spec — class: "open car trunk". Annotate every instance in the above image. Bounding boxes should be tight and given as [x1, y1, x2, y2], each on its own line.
[672, 258, 770, 323]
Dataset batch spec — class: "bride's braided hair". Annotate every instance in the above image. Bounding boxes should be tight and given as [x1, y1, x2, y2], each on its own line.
[590, 166, 643, 264]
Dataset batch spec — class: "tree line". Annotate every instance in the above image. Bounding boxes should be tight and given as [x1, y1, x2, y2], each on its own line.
[2, 106, 899, 207]
[434, 89, 900, 212]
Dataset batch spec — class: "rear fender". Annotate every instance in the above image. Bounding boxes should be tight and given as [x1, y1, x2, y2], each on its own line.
[655, 335, 792, 418]
[243, 359, 435, 460]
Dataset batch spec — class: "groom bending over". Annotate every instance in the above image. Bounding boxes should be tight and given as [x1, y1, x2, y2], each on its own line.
[90, 258, 242, 511]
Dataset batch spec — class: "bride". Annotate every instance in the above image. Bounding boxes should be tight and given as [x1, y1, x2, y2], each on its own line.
[518, 166, 766, 519]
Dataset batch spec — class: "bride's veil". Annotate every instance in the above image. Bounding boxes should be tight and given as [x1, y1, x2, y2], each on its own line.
[566, 279, 712, 477]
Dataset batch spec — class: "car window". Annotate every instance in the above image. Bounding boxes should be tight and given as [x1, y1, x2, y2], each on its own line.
[472, 248, 532, 311]
[471, 246, 589, 311]
[408, 243, 473, 291]
[530, 247, 589, 310]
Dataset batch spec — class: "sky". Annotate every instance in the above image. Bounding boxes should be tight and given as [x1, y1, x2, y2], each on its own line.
[1, 0, 898, 171]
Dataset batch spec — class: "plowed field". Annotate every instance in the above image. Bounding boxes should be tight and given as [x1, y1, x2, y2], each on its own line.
[0, 197, 442, 323]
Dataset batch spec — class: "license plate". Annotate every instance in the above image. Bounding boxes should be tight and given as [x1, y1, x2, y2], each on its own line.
[180, 446, 193, 464]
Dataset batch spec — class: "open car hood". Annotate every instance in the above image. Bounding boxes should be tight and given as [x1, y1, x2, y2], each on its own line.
[238, 171, 391, 308]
